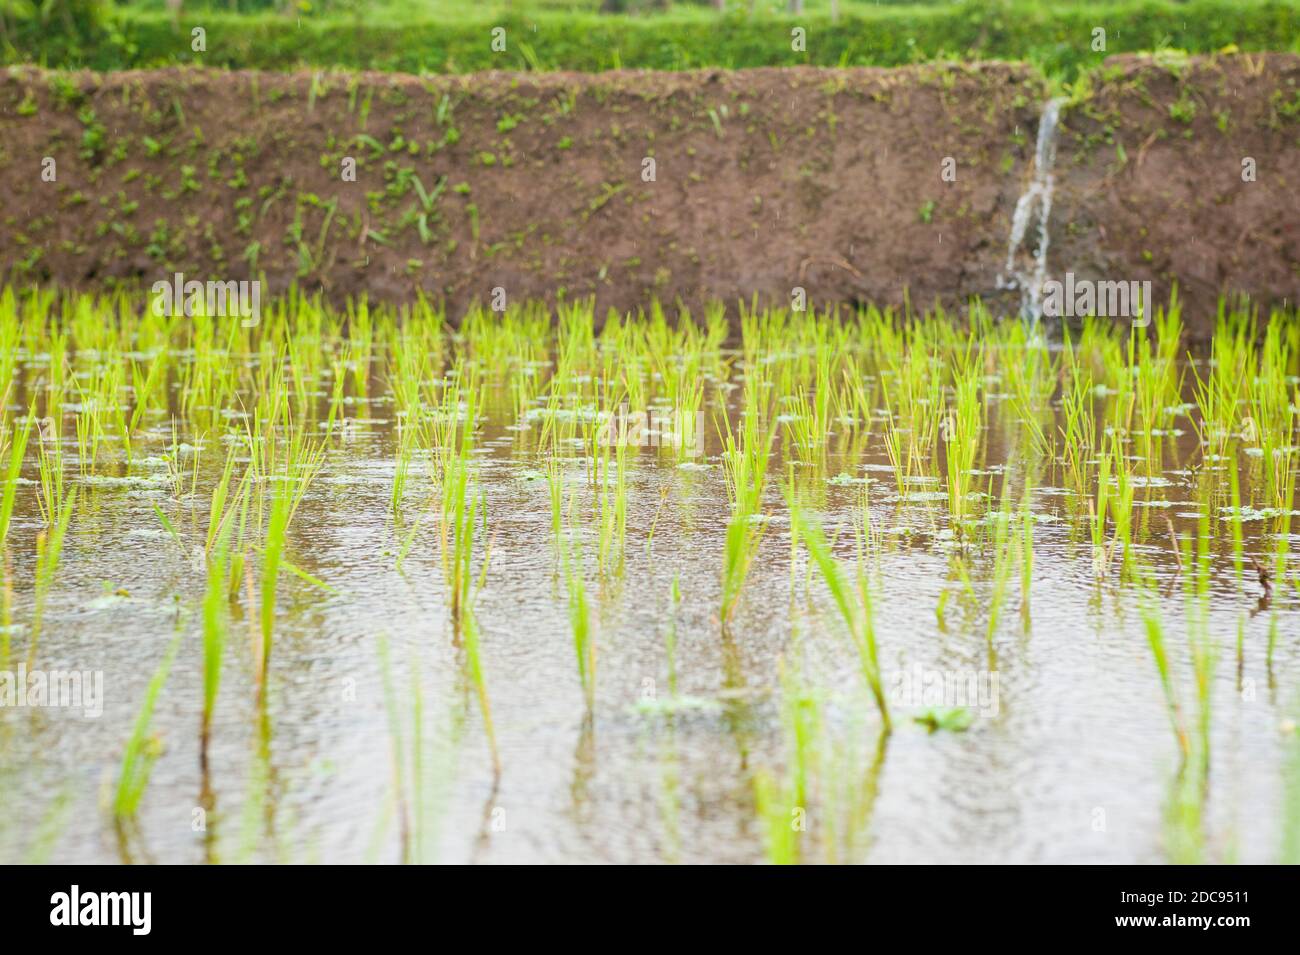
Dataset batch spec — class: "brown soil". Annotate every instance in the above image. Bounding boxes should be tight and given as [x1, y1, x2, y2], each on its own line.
[1, 55, 1297, 335]
[1052, 52, 1300, 323]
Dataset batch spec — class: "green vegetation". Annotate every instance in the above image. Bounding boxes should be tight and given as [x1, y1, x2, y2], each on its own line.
[7, 2, 1298, 78]
[0, 283, 1294, 864]
[112, 635, 181, 819]
[4, 0, 1298, 871]
[790, 490, 890, 730]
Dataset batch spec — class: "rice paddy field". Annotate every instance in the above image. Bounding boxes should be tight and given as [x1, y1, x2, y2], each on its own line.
[0, 288, 1298, 865]
[2, 3, 1300, 883]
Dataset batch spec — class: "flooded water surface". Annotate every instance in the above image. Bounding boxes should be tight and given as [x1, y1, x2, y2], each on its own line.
[0, 297, 1297, 864]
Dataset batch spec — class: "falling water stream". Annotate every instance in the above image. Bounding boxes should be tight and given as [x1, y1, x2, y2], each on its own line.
[998, 97, 1067, 323]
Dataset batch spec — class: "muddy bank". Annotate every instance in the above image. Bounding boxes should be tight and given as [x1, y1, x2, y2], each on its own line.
[1, 55, 1297, 333]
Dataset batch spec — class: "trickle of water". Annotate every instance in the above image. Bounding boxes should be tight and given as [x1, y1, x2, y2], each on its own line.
[997, 97, 1067, 323]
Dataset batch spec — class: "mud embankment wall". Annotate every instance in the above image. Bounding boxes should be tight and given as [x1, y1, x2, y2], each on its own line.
[1, 56, 1297, 333]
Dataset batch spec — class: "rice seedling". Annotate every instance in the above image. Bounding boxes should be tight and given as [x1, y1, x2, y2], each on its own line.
[199, 483, 242, 767]
[834, 354, 876, 442]
[878, 333, 944, 493]
[751, 630, 893, 865]
[592, 388, 629, 577]
[1017, 484, 1035, 624]
[1057, 333, 1097, 500]
[753, 656, 817, 866]
[1130, 539, 1215, 864]
[782, 364, 832, 469]
[390, 402, 421, 518]
[1000, 319, 1059, 458]
[256, 485, 290, 698]
[1109, 434, 1136, 577]
[1127, 306, 1184, 475]
[545, 454, 564, 553]
[644, 485, 671, 556]
[1188, 309, 1253, 463]
[204, 445, 250, 555]
[788, 497, 890, 730]
[439, 441, 480, 633]
[1087, 434, 1114, 580]
[71, 354, 124, 476]
[942, 348, 984, 538]
[1135, 565, 1189, 759]
[26, 485, 76, 667]
[34, 413, 65, 530]
[180, 312, 242, 434]
[376, 634, 418, 863]
[324, 345, 353, 437]
[564, 533, 595, 710]
[460, 607, 499, 776]
[125, 345, 170, 461]
[200, 541, 229, 767]
[420, 372, 500, 755]
[346, 299, 376, 402]
[249, 413, 326, 698]
[1227, 451, 1245, 590]
[1164, 741, 1208, 865]
[649, 338, 706, 464]
[0, 411, 33, 553]
[113, 636, 181, 819]
[1265, 515, 1290, 672]
[985, 480, 1018, 646]
[1159, 511, 1218, 861]
[752, 765, 800, 865]
[20, 791, 73, 864]
[0, 292, 20, 409]
[1249, 321, 1298, 514]
[386, 331, 435, 515]
[719, 368, 775, 626]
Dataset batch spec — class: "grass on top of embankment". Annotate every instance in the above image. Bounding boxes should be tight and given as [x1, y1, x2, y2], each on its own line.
[7, 1, 1300, 79]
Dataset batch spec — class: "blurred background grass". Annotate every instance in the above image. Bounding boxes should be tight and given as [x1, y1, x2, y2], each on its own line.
[2, 0, 1297, 77]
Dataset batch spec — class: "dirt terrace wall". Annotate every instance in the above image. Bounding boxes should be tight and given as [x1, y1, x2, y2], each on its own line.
[1052, 54, 1300, 324]
[1, 55, 1297, 334]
